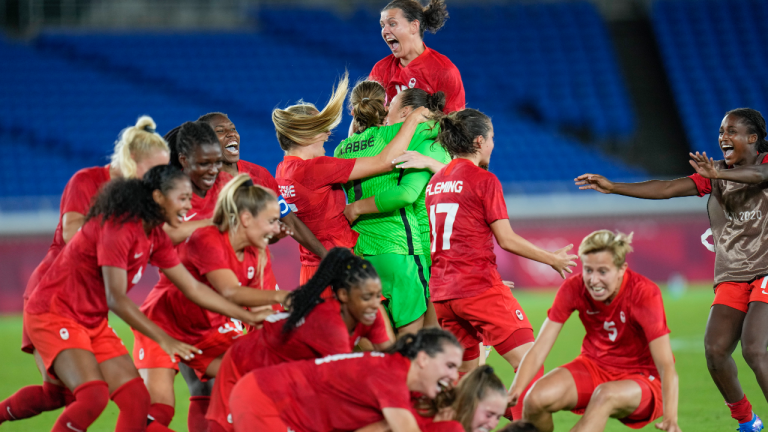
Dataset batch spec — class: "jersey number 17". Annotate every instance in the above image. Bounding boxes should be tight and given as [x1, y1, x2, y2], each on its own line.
[430, 203, 459, 252]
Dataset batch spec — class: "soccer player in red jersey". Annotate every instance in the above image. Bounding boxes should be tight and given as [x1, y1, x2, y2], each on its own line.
[229, 327, 462, 432]
[133, 174, 287, 430]
[371, 0, 465, 113]
[575, 108, 768, 431]
[508, 230, 680, 432]
[15, 165, 265, 432]
[206, 247, 393, 432]
[272, 74, 431, 285]
[197, 112, 328, 259]
[425, 109, 577, 420]
[0, 116, 171, 427]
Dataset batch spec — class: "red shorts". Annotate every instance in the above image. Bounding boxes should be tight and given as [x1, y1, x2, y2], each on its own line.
[713, 276, 768, 313]
[206, 349, 242, 432]
[299, 264, 318, 286]
[434, 284, 534, 361]
[132, 327, 242, 379]
[230, 372, 287, 432]
[21, 299, 34, 354]
[561, 355, 663, 429]
[24, 311, 128, 378]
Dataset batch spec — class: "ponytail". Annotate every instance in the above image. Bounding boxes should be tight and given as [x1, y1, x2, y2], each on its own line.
[437, 109, 491, 157]
[283, 247, 379, 333]
[382, 0, 449, 38]
[387, 327, 462, 359]
[350, 80, 387, 133]
[110, 116, 169, 179]
[396, 88, 446, 120]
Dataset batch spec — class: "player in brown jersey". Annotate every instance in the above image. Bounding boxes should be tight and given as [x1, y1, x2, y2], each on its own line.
[575, 108, 768, 431]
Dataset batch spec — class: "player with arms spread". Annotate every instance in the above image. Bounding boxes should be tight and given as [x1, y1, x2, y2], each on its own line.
[427, 108, 576, 419]
[372, 0, 465, 113]
[206, 247, 393, 432]
[229, 327, 462, 432]
[575, 108, 768, 432]
[509, 230, 680, 432]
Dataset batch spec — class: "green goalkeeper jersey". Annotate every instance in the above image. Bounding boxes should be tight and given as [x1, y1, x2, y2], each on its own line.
[334, 122, 443, 256]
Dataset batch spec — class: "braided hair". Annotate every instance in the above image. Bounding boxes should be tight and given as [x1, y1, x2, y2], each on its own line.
[166, 121, 219, 170]
[283, 248, 379, 333]
[437, 109, 492, 157]
[726, 108, 768, 153]
[85, 165, 188, 228]
[387, 327, 462, 359]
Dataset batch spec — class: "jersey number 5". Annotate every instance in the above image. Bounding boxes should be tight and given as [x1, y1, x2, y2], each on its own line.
[430, 203, 459, 252]
[604, 321, 617, 342]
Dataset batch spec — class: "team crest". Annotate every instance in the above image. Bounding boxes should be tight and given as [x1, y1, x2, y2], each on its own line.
[409, 77, 416, 88]
[247, 266, 255, 279]
[516, 310, 524, 321]
[620, 311, 626, 323]
[59, 328, 69, 340]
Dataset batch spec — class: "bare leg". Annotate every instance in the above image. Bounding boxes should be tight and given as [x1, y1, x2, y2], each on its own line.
[396, 314, 425, 338]
[523, 367, 579, 432]
[704, 305, 746, 403]
[423, 300, 438, 328]
[501, 342, 534, 370]
[570, 380, 642, 432]
[460, 357, 480, 375]
[740, 302, 768, 402]
[139, 368, 176, 407]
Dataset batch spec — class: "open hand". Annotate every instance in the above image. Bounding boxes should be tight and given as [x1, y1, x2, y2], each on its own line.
[392, 151, 445, 173]
[507, 387, 522, 407]
[408, 106, 432, 123]
[689, 151, 718, 179]
[241, 307, 277, 327]
[551, 244, 578, 279]
[574, 174, 614, 194]
[159, 336, 201, 363]
[502, 280, 515, 290]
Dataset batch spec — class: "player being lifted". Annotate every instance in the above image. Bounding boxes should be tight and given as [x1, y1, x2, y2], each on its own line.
[576, 108, 768, 432]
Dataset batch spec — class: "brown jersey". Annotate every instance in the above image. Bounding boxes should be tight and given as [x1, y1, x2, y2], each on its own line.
[691, 153, 768, 285]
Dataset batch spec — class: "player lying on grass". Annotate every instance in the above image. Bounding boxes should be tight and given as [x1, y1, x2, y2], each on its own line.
[576, 108, 768, 432]
[508, 230, 680, 432]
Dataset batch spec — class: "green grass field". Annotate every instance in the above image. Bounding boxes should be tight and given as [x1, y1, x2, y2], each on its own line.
[0, 286, 763, 431]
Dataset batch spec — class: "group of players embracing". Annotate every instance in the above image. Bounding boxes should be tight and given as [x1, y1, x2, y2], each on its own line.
[2, 0, 768, 431]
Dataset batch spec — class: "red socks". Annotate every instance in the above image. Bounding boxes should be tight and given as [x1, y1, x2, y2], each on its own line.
[149, 403, 175, 426]
[0, 381, 73, 423]
[726, 394, 753, 423]
[188, 396, 210, 432]
[505, 366, 545, 420]
[52, 381, 109, 432]
[111, 377, 151, 432]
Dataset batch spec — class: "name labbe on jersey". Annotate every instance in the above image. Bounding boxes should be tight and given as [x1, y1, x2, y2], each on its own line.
[426, 180, 463, 196]
[338, 136, 376, 156]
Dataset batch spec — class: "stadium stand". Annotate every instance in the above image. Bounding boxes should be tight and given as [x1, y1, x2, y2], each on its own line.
[652, 0, 768, 156]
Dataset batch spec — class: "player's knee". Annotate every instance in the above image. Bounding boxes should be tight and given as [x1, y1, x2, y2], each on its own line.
[741, 341, 768, 368]
[589, 383, 621, 408]
[524, 382, 553, 413]
[703, 340, 731, 367]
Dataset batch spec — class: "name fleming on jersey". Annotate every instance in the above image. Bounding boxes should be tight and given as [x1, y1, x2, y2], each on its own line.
[426, 180, 464, 196]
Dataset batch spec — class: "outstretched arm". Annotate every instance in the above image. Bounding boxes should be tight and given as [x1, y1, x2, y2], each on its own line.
[282, 213, 327, 259]
[381, 408, 420, 432]
[508, 318, 563, 406]
[392, 151, 447, 174]
[649, 334, 681, 432]
[205, 269, 288, 307]
[163, 219, 213, 245]
[690, 151, 768, 184]
[490, 219, 577, 278]
[344, 169, 431, 224]
[575, 174, 699, 199]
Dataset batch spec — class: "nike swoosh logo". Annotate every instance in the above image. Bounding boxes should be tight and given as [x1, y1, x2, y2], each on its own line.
[134, 252, 144, 259]
[763, 290, 768, 295]
[586, 310, 600, 315]
[7, 406, 16, 420]
[183, 213, 197, 222]
[67, 422, 84, 432]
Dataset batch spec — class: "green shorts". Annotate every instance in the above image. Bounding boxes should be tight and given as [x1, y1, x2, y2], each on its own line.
[364, 254, 430, 328]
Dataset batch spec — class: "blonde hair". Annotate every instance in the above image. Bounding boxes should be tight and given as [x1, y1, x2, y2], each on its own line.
[110, 116, 169, 179]
[349, 80, 387, 133]
[578, 230, 634, 268]
[272, 72, 349, 150]
[213, 174, 278, 288]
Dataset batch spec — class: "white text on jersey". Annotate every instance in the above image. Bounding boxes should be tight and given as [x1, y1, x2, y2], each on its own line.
[426, 181, 463, 196]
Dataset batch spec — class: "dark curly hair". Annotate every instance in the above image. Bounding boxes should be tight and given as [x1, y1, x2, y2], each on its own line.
[85, 165, 188, 228]
[197, 112, 228, 124]
[438, 109, 492, 157]
[283, 248, 379, 333]
[388, 327, 462, 360]
[382, 0, 449, 38]
[166, 121, 219, 170]
[397, 89, 446, 115]
[726, 108, 768, 153]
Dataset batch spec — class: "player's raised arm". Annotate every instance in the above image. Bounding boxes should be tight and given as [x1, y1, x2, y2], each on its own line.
[649, 335, 681, 432]
[575, 173, 699, 199]
[508, 318, 563, 406]
[491, 220, 577, 279]
[690, 151, 768, 184]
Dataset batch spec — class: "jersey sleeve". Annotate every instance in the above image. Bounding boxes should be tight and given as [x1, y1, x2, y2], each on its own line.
[367, 368, 412, 410]
[368, 60, 388, 86]
[631, 281, 671, 343]
[302, 157, 357, 190]
[480, 176, 509, 225]
[362, 309, 390, 346]
[97, 220, 136, 269]
[374, 169, 431, 212]
[547, 278, 578, 323]
[439, 67, 466, 113]
[185, 230, 230, 275]
[148, 229, 181, 269]
[61, 170, 101, 215]
[687, 173, 712, 197]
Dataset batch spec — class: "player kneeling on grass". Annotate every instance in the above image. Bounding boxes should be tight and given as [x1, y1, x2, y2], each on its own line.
[508, 230, 680, 432]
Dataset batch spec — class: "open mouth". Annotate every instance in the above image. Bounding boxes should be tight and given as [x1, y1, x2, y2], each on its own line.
[721, 143, 734, 159]
[385, 35, 400, 52]
[201, 176, 216, 188]
[589, 285, 607, 296]
[176, 210, 187, 224]
[362, 311, 377, 323]
[436, 379, 450, 393]
[225, 139, 239, 156]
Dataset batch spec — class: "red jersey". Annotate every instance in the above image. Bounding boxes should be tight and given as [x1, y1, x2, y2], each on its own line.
[26, 218, 179, 328]
[237, 160, 280, 196]
[425, 159, 508, 301]
[369, 45, 465, 113]
[24, 166, 111, 299]
[141, 225, 276, 344]
[275, 156, 358, 265]
[188, 171, 233, 221]
[349, 308, 390, 350]
[255, 352, 412, 432]
[548, 268, 671, 377]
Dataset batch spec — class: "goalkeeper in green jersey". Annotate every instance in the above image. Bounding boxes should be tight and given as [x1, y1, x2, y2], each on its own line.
[335, 81, 449, 335]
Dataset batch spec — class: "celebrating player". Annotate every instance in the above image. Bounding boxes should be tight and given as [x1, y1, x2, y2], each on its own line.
[17, 165, 265, 432]
[229, 327, 462, 432]
[206, 247, 393, 432]
[197, 112, 327, 258]
[372, 0, 464, 113]
[133, 174, 286, 430]
[575, 108, 768, 432]
[334, 80, 446, 336]
[0, 115, 170, 426]
[426, 108, 576, 419]
[508, 230, 680, 432]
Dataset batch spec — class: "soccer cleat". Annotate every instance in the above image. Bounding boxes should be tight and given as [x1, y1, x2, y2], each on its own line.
[738, 413, 763, 432]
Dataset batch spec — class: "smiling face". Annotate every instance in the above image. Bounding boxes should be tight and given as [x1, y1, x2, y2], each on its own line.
[154, 177, 193, 228]
[719, 114, 758, 166]
[471, 391, 507, 432]
[134, 149, 170, 179]
[581, 250, 627, 303]
[380, 8, 419, 59]
[241, 201, 281, 249]
[179, 143, 223, 194]
[337, 278, 382, 327]
[411, 343, 462, 398]
[208, 115, 241, 165]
